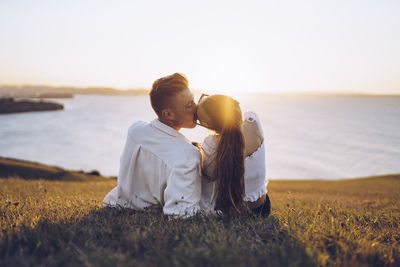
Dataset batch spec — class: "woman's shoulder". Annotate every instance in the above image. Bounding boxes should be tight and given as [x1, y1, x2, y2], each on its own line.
[201, 134, 218, 154]
[243, 111, 263, 131]
[243, 111, 264, 157]
[243, 111, 259, 120]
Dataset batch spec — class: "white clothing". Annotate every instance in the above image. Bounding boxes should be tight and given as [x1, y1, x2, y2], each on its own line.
[200, 111, 268, 211]
[103, 119, 202, 217]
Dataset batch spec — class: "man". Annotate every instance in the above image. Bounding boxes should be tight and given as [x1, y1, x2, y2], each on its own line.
[103, 73, 202, 217]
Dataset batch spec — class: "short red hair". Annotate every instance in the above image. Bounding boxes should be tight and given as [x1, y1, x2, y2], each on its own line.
[150, 73, 189, 118]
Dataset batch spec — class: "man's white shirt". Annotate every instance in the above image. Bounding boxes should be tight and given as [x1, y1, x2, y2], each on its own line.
[103, 119, 202, 217]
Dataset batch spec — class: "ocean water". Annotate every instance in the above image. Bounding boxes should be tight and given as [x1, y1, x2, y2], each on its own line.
[0, 94, 399, 179]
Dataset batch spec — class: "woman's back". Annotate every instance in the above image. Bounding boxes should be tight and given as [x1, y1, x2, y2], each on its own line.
[200, 111, 268, 211]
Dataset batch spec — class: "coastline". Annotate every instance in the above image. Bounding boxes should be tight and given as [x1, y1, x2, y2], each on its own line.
[0, 156, 397, 182]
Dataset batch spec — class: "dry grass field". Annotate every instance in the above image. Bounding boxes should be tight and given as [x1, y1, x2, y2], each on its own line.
[0, 158, 399, 266]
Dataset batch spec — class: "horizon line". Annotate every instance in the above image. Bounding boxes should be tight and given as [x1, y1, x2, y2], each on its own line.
[1, 83, 400, 97]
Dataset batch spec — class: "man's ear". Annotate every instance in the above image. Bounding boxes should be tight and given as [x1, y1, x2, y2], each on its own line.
[161, 108, 175, 121]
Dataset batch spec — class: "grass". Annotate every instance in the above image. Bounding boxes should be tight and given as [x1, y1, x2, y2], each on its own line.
[0, 163, 399, 266]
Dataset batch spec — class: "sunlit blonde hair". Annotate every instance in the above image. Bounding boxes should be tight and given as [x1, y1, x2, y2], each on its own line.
[150, 73, 188, 118]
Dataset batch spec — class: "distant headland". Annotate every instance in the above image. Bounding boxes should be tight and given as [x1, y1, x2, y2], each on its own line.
[32, 93, 74, 99]
[0, 85, 149, 98]
[0, 98, 64, 114]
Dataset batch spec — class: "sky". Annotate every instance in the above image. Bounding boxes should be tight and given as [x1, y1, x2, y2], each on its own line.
[0, 0, 399, 94]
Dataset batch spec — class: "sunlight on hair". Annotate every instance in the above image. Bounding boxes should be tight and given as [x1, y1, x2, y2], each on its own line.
[221, 96, 235, 126]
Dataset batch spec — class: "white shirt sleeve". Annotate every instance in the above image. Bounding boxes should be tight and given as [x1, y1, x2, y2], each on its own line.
[198, 135, 218, 211]
[243, 111, 268, 201]
[201, 135, 218, 179]
[163, 149, 202, 218]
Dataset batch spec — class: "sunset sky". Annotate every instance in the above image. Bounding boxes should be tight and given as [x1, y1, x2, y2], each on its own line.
[0, 0, 399, 94]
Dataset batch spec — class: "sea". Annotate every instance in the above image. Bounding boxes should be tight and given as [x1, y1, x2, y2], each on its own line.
[1, 94, 399, 180]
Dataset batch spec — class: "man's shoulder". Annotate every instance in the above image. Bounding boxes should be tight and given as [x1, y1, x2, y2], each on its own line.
[165, 138, 201, 167]
[128, 120, 150, 133]
[126, 120, 200, 165]
[126, 120, 159, 139]
[125, 120, 155, 144]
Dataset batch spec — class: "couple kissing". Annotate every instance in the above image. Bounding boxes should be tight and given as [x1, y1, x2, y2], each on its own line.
[103, 73, 270, 218]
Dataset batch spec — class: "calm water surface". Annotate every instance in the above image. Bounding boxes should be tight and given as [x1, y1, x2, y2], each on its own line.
[1, 95, 399, 179]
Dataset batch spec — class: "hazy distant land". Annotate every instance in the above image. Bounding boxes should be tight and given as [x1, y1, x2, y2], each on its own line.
[253, 91, 400, 97]
[1, 84, 399, 99]
[0, 85, 149, 98]
[0, 85, 149, 114]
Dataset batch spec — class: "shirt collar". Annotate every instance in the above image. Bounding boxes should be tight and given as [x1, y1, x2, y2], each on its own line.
[151, 119, 191, 143]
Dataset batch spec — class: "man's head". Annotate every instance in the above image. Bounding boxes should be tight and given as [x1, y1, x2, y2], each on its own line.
[150, 73, 196, 130]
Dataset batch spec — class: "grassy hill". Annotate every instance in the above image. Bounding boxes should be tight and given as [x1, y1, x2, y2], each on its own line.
[0, 157, 109, 181]
[0, 158, 399, 266]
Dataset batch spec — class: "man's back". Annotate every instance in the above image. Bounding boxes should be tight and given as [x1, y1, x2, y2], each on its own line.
[103, 119, 202, 217]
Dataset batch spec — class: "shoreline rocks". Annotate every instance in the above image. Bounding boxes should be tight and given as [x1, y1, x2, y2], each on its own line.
[0, 97, 64, 114]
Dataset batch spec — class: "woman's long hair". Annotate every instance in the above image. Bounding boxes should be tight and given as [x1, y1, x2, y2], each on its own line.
[214, 124, 247, 214]
[201, 95, 247, 214]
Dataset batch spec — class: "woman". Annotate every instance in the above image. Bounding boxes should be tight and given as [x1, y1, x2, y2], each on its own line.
[194, 94, 270, 216]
